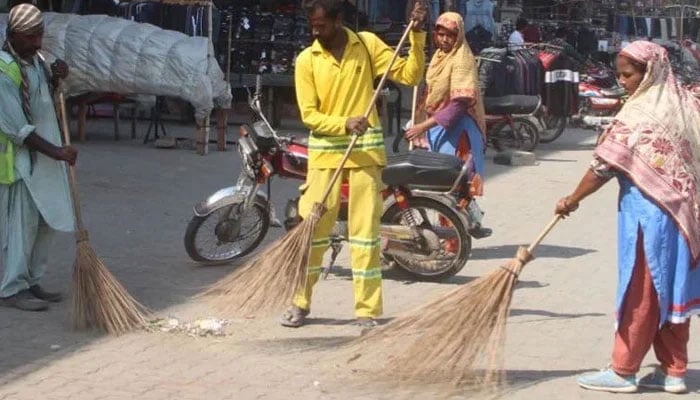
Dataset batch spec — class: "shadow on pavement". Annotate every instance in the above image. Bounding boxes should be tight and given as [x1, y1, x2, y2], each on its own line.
[249, 335, 357, 353]
[471, 244, 596, 260]
[509, 309, 606, 320]
[501, 368, 591, 393]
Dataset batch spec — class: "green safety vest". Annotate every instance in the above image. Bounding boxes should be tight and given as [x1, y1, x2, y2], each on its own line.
[0, 56, 21, 185]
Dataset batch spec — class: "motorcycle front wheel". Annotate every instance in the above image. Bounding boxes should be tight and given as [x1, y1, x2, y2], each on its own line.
[382, 197, 471, 281]
[539, 114, 567, 143]
[490, 118, 540, 152]
[184, 198, 270, 264]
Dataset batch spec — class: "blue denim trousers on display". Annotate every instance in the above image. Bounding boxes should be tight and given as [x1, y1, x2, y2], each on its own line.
[430, 0, 440, 23]
[390, 0, 408, 22]
[458, 0, 468, 18]
[368, 0, 379, 22]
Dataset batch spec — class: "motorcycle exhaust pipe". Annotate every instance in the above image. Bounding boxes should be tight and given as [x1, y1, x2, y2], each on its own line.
[382, 238, 434, 258]
[379, 224, 416, 240]
[581, 115, 615, 127]
[379, 224, 459, 240]
[380, 224, 447, 258]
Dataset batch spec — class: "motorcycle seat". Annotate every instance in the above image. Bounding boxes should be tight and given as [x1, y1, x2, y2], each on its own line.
[383, 150, 463, 189]
[483, 95, 540, 115]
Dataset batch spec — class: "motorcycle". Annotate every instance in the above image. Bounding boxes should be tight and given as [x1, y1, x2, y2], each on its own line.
[184, 76, 477, 281]
[571, 62, 626, 129]
[483, 94, 542, 152]
[475, 56, 542, 150]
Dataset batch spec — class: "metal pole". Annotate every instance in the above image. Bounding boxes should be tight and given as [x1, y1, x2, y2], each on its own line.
[226, 14, 233, 84]
[199, 0, 213, 155]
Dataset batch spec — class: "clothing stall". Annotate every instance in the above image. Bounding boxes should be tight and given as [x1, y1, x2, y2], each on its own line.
[36, 0, 228, 154]
[478, 47, 542, 97]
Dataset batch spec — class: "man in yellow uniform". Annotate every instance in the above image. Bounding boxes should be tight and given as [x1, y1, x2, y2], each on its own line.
[280, 0, 427, 328]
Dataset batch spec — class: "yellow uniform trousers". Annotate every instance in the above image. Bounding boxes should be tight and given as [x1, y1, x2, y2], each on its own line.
[293, 165, 383, 318]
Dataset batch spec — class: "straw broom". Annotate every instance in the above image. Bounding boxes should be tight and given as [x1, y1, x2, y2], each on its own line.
[55, 88, 148, 335]
[203, 20, 418, 317]
[344, 215, 562, 387]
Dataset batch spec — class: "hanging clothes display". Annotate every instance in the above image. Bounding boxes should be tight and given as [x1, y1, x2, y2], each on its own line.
[609, 15, 700, 40]
[117, 1, 161, 25]
[652, 18, 661, 39]
[522, 23, 542, 44]
[509, 49, 542, 96]
[161, 4, 221, 43]
[479, 47, 542, 97]
[478, 47, 507, 97]
[576, 26, 597, 58]
[671, 18, 678, 38]
[72, 0, 119, 15]
[543, 51, 578, 117]
[634, 17, 647, 37]
[661, 18, 669, 40]
[464, 0, 495, 38]
[466, 25, 493, 54]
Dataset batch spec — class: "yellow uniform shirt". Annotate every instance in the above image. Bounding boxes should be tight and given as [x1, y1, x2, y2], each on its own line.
[294, 28, 426, 169]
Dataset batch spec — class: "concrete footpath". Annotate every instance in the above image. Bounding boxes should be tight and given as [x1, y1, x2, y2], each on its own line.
[0, 120, 697, 399]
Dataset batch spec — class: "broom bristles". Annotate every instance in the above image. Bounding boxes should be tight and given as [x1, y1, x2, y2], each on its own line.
[343, 246, 534, 388]
[72, 239, 148, 335]
[201, 202, 326, 316]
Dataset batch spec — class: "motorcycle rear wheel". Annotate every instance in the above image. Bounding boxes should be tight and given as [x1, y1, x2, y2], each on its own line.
[382, 197, 471, 281]
[184, 199, 270, 264]
[490, 118, 540, 152]
[539, 114, 567, 143]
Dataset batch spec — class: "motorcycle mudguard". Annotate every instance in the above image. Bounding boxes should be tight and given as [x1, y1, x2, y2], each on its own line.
[193, 186, 269, 217]
[382, 190, 472, 228]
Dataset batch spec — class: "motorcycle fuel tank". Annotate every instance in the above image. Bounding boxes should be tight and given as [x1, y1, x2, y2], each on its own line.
[278, 141, 308, 179]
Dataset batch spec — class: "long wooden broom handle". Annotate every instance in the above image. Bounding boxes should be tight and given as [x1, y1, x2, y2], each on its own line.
[409, 84, 419, 151]
[526, 215, 562, 254]
[319, 20, 417, 205]
[57, 91, 86, 232]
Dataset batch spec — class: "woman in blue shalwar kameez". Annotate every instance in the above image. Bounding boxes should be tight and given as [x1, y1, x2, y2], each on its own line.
[556, 41, 700, 394]
[405, 12, 489, 238]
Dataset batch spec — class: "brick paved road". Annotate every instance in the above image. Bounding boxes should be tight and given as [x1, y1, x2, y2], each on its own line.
[0, 121, 697, 399]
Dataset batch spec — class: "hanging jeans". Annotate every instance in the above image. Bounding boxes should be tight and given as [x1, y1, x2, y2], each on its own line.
[430, 0, 441, 24]
[458, 0, 468, 19]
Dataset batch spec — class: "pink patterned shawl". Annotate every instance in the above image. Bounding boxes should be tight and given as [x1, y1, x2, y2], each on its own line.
[595, 41, 700, 264]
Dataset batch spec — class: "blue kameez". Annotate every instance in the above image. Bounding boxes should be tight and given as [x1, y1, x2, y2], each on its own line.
[426, 114, 485, 177]
[616, 177, 700, 325]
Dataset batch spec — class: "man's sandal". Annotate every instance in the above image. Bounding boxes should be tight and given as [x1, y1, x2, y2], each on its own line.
[279, 306, 310, 328]
[353, 317, 378, 328]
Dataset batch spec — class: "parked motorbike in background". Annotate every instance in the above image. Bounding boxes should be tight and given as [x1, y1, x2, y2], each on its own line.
[475, 56, 541, 151]
[571, 62, 625, 129]
[484, 94, 541, 152]
[184, 75, 477, 281]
